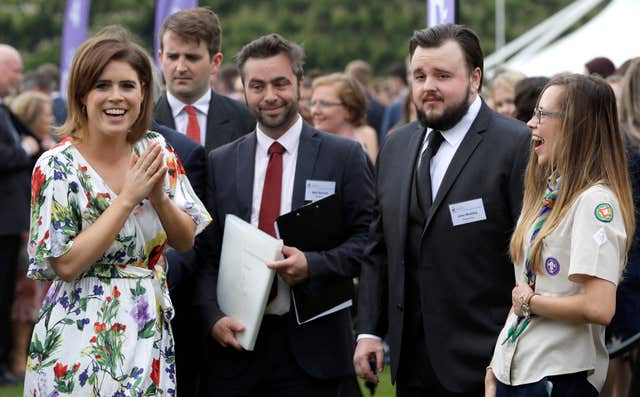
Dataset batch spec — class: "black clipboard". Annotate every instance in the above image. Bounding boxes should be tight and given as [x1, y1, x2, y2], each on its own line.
[276, 194, 354, 324]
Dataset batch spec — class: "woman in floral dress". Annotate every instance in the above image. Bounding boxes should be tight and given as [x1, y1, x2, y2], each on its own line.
[23, 33, 210, 396]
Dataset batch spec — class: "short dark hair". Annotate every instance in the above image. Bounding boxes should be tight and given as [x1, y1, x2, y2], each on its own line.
[514, 76, 549, 123]
[235, 34, 304, 82]
[585, 56, 615, 78]
[409, 24, 484, 87]
[20, 71, 55, 92]
[217, 64, 240, 93]
[159, 7, 221, 57]
[36, 63, 60, 89]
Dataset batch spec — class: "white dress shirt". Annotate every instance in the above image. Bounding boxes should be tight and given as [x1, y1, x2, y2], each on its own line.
[166, 90, 211, 144]
[418, 94, 482, 201]
[251, 115, 303, 314]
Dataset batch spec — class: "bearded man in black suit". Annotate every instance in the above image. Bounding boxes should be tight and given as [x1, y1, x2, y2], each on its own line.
[354, 25, 531, 397]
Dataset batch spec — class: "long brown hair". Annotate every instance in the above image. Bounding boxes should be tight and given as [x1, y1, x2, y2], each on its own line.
[511, 74, 635, 272]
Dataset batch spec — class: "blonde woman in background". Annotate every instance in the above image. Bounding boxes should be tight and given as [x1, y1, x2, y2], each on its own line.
[492, 70, 526, 118]
[311, 73, 378, 163]
[10, 90, 56, 149]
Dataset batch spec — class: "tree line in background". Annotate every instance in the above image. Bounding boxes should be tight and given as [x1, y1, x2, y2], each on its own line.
[0, 0, 606, 77]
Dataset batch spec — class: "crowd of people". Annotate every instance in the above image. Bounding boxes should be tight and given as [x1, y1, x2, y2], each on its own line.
[1, 5, 640, 397]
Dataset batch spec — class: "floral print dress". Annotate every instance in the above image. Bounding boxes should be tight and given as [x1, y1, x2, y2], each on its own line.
[23, 131, 211, 397]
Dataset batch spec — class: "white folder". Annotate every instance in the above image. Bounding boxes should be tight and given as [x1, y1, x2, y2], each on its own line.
[216, 214, 283, 350]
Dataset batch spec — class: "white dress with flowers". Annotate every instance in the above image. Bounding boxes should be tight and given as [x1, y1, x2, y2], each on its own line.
[23, 131, 211, 397]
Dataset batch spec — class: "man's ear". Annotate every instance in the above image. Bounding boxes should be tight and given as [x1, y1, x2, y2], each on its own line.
[210, 52, 224, 78]
[470, 67, 482, 93]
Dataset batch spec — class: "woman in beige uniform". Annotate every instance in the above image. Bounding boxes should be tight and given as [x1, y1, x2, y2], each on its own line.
[485, 74, 635, 396]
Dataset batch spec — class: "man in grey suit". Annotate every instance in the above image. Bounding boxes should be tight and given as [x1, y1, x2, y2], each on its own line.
[195, 33, 374, 397]
[153, 7, 254, 396]
[354, 25, 531, 396]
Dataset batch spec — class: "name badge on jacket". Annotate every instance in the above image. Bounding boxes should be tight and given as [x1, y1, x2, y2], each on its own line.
[449, 198, 487, 226]
[305, 180, 336, 202]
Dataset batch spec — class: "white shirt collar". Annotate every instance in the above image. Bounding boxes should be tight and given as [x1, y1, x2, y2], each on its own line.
[256, 115, 303, 155]
[428, 94, 482, 147]
[166, 89, 211, 118]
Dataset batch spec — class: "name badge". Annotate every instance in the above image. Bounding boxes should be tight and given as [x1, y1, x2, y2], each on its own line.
[305, 180, 336, 202]
[448, 198, 487, 226]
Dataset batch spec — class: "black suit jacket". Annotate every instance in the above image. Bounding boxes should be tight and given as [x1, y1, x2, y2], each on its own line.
[194, 121, 375, 380]
[357, 101, 531, 392]
[153, 90, 255, 155]
[151, 121, 206, 290]
[0, 104, 41, 235]
[152, 121, 205, 201]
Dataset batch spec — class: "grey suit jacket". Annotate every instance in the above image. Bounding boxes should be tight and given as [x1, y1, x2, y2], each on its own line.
[153, 90, 255, 155]
[358, 101, 531, 392]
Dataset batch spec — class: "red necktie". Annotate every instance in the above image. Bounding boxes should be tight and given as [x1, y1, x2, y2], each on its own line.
[184, 105, 200, 144]
[258, 142, 285, 237]
[259, 142, 285, 302]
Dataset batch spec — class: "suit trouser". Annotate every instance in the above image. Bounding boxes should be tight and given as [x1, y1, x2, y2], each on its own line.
[199, 314, 341, 397]
[496, 371, 598, 397]
[0, 235, 21, 370]
[170, 284, 203, 397]
[396, 305, 483, 397]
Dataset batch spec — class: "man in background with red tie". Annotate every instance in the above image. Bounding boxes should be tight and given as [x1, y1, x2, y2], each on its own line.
[154, 7, 254, 152]
[152, 7, 254, 397]
[193, 34, 375, 397]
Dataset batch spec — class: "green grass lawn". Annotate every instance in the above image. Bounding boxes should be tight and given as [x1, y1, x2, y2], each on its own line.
[359, 367, 396, 396]
[0, 384, 21, 397]
[1, 369, 395, 397]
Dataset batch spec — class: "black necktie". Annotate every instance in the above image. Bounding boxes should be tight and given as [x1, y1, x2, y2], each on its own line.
[416, 130, 444, 210]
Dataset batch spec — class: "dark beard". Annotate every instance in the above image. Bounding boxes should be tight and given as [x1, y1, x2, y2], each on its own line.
[255, 101, 299, 132]
[416, 86, 471, 131]
[247, 85, 301, 134]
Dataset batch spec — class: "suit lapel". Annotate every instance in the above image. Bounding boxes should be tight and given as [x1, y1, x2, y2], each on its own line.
[205, 91, 234, 153]
[153, 96, 176, 129]
[397, 123, 427, 248]
[292, 123, 321, 210]
[424, 102, 491, 229]
[235, 133, 257, 222]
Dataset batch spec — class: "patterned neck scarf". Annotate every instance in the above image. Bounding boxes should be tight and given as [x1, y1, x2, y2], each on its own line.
[503, 178, 559, 344]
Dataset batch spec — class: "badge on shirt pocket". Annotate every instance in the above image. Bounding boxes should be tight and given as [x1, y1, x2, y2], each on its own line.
[536, 239, 573, 295]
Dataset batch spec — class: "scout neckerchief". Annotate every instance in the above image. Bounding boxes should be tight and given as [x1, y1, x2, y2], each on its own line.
[502, 179, 559, 344]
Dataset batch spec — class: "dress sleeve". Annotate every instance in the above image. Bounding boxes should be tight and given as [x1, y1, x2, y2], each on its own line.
[568, 187, 627, 285]
[27, 153, 81, 280]
[163, 142, 212, 235]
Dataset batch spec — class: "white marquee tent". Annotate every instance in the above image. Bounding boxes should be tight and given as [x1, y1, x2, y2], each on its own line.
[487, 0, 640, 77]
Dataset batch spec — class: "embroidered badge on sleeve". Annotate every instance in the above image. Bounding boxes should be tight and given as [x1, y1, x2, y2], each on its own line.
[595, 203, 614, 223]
